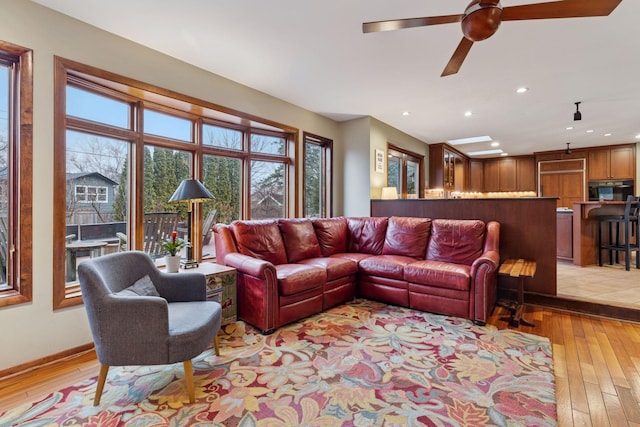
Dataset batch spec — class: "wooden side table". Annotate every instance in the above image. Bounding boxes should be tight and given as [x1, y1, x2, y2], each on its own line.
[498, 258, 536, 327]
[164, 262, 237, 325]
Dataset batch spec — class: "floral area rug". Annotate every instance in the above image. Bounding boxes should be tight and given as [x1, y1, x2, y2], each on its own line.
[0, 299, 556, 426]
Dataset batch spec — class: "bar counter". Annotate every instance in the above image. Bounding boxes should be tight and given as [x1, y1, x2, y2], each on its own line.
[371, 197, 558, 296]
[572, 201, 629, 266]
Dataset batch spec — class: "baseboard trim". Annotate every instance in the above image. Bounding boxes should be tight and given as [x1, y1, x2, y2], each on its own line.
[0, 343, 95, 380]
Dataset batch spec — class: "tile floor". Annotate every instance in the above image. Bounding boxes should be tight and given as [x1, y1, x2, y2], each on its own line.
[556, 256, 640, 309]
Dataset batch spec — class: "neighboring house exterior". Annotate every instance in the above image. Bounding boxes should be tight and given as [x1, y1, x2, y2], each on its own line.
[66, 172, 118, 225]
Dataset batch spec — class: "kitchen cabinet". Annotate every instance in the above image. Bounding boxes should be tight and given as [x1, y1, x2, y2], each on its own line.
[429, 143, 465, 190]
[538, 159, 586, 208]
[483, 159, 501, 192]
[588, 146, 635, 180]
[483, 157, 528, 192]
[498, 158, 517, 191]
[469, 160, 484, 192]
[516, 156, 535, 191]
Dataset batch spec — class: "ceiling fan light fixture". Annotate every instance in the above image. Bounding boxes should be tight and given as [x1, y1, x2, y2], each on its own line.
[573, 102, 582, 121]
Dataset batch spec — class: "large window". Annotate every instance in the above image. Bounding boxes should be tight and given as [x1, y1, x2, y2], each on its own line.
[303, 133, 332, 218]
[0, 42, 33, 308]
[53, 58, 296, 309]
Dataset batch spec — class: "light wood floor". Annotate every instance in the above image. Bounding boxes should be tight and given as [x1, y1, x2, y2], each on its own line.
[557, 260, 640, 309]
[1, 305, 640, 427]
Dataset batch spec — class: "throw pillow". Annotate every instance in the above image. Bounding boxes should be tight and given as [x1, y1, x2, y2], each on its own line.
[116, 274, 160, 297]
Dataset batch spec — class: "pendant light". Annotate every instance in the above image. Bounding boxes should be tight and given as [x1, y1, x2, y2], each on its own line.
[573, 102, 582, 121]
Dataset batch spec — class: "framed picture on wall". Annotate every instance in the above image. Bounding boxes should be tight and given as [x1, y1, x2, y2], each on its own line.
[375, 149, 384, 173]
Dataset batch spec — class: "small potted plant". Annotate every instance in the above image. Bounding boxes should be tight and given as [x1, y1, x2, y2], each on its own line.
[161, 231, 189, 273]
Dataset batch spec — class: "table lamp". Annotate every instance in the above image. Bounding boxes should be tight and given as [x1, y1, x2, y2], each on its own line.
[168, 179, 214, 268]
[381, 186, 399, 200]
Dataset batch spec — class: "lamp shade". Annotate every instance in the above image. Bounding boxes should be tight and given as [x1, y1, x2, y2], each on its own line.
[380, 186, 398, 200]
[168, 179, 214, 203]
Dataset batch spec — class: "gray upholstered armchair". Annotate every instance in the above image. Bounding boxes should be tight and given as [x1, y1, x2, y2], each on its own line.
[77, 251, 222, 405]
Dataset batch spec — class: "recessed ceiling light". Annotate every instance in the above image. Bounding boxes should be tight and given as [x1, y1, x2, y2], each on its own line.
[566, 126, 574, 130]
[467, 149, 504, 156]
[402, 111, 410, 116]
[464, 111, 473, 117]
[491, 142, 500, 147]
[586, 129, 594, 133]
[604, 133, 612, 137]
[636, 134, 640, 139]
[516, 87, 528, 94]
[448, 135, 492, 145]
[500, 153, 509, 156]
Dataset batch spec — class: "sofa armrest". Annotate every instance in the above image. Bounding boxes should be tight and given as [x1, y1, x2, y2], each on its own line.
[224, 252, 276, 278]
[223, 252, 278, 333]
[470, 221, 500, 324]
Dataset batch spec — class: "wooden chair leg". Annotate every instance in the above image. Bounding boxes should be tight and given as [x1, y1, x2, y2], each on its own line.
[94, 364, 109, 406]
[213, 335, 220, 356]
[183, 359, 195, 403]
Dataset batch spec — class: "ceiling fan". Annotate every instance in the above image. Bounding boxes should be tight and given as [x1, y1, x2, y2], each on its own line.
[363, 0, 622, 77]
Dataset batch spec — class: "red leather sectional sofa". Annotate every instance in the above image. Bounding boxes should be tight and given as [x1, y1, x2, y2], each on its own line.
[214, 216, 500, 333]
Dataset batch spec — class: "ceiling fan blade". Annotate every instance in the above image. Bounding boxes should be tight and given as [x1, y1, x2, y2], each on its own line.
[502, 0, 622, 21]
[363, 14, 462, 33]
[441, 37, 474, 77]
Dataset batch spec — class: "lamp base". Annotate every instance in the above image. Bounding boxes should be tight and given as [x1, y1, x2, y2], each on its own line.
[181, 259, 199, 269]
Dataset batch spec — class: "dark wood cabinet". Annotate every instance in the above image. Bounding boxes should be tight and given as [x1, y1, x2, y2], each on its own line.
[516, 157, 535, 191]
[482, 157, 530, 192]
[483, 159, 500, 192]
[557, 212, 573, 260]
[429, 143, 465, 190]
[587, 146, 635, 180]
[538, 159, 586, 208]
[499, 158, 517, 191]
[469, 160, 484, 192]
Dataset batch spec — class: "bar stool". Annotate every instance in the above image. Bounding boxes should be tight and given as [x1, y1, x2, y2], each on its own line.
[598, 195, 639, 271]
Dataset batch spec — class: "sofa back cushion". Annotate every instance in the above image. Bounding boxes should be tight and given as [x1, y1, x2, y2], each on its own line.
[426, 219, 486, 265]
[278, 218, 322, 263]
[347, 217, 388, 255]
[231, 220, 287, 265]
[382, 216, 432, 259]
[312, 217, 348, 256]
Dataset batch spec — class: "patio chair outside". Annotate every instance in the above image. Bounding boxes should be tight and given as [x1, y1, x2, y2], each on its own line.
[116, 212, 179, 258]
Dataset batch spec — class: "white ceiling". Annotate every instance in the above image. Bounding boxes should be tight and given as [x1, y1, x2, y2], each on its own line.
[34, 0, 640, 157]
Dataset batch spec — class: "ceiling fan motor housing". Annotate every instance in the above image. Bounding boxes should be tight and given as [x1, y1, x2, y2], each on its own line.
[462, 0, 503, 41]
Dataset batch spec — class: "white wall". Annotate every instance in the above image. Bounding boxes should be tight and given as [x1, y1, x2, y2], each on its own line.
[369, 118, 429, 198]
[0, 0, 342, 371]
[339, 117, 372, 217]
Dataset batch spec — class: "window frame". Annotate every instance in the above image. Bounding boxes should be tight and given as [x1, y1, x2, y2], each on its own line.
[303, 132, 333, 218]
[0, 41, 33, 308]
[53, 57, 297, 309]
[387, 144, 424, 199]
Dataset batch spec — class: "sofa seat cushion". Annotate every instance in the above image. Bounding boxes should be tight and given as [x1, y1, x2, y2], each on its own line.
[299, 257, 358, 281]
[382, 216, 432, 258]
[359, 255, 416, 280]
[312, 217, 348, 256]
[278, 218, 322, 263]
[276, 264, 326, 296]
[330, 252, 373, 264]
[404, 260, 471, 291]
